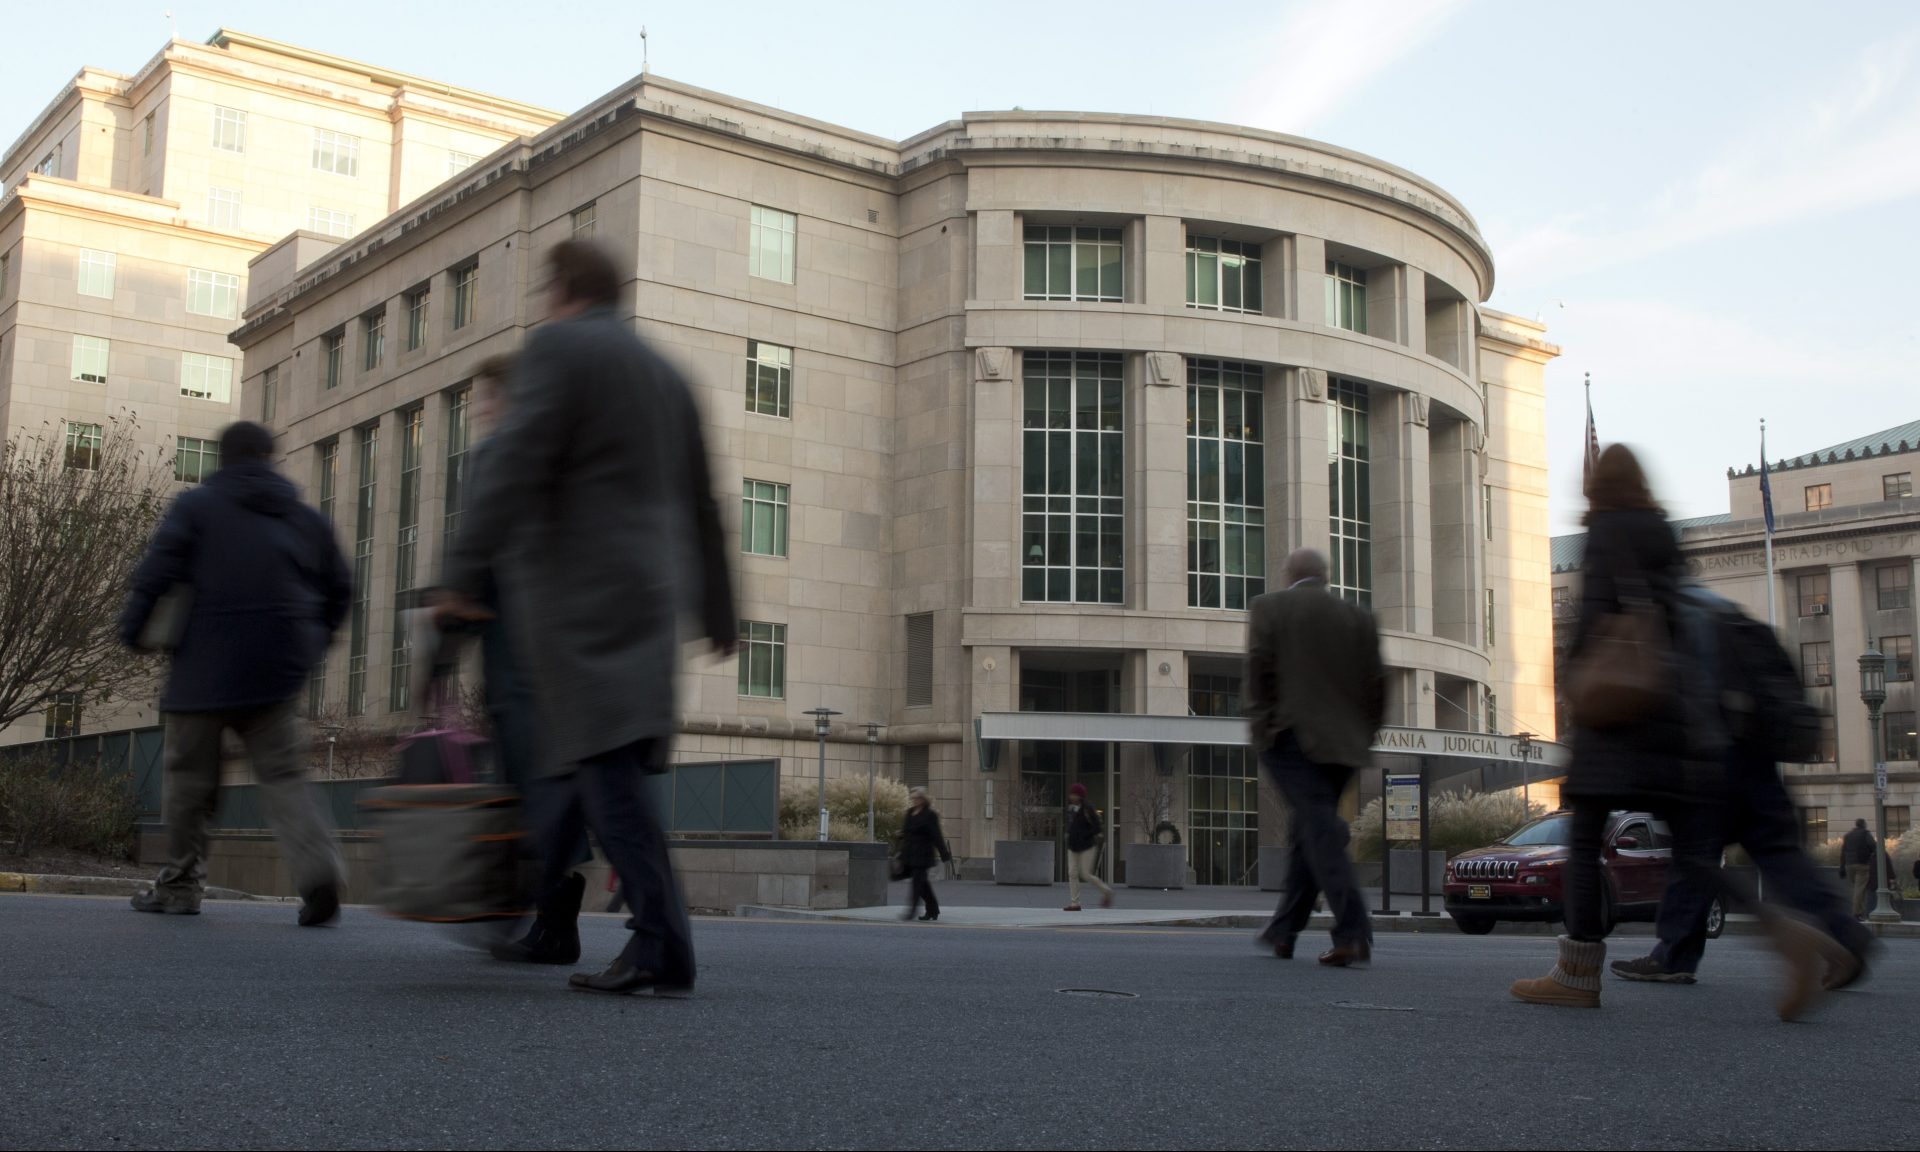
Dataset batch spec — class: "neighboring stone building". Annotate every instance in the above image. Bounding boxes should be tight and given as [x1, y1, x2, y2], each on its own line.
[0, 29, 556, 743]
[1552, 420, 1920, 845]
[231, 67, 1560, 879]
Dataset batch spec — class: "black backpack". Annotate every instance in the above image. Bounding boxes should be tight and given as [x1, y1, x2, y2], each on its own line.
[1713, 600, 1822, 763]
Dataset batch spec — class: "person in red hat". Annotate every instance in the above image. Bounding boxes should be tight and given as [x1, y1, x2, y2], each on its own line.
[1063, 782, 1113, 911]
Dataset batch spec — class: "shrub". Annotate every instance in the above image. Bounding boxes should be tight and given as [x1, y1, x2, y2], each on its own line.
[778, 774, 908, 842]
[0, 749, 139, 859]
[1350, 789, 1543, 862]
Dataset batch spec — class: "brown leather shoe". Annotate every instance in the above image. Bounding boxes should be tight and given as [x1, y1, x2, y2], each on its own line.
[1274, 937, 1295, 960]
[1318, 939, 1371, 967]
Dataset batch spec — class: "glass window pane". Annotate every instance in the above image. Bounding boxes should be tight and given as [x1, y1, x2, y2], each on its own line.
[1049, 244, 1070, 298]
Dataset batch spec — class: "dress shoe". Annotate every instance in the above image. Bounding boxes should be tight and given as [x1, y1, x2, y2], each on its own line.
[1101, 893, 1114, 909]
[918, 913, 938, 922]
[130, 888, 200, 916]
[1318, 939, 1372, 967]
[1274, 937, 1296, 960]
[297, 882, 340, 927]
[569, 960, 692, 997]
[1063, 903, 1083, 912]
[493, 872, 583, 964]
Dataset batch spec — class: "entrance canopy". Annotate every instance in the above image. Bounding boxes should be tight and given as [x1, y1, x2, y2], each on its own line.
[975, 712, 1570, 771]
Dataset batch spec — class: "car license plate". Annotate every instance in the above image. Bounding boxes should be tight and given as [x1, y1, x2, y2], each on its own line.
[1468, 884, 1491, 900]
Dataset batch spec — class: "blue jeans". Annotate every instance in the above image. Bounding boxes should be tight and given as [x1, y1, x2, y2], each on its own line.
[1651, 751, 1867, 972]
[529, 737, 693, 983]
[1260, 732, 1372, 947]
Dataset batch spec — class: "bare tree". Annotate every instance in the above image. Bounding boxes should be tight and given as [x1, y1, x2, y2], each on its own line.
[0, 416, 173, 732]
[1001, 772, 1057, 841]
[1128, 769, 1182, 845]
[305, 705, 396, 779]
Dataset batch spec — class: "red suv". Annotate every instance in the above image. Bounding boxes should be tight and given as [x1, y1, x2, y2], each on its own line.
[1442, 810, 1725, 938]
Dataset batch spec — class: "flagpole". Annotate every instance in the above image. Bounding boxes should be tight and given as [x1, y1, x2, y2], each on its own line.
[1762, 418, 1776, 628]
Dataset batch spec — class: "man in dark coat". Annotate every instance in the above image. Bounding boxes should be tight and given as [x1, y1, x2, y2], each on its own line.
[120, 421, 351, 924]
[1246, 547, 1385, 966]
[1843, 818, 1878, 919]
[439, 240, 735, 996]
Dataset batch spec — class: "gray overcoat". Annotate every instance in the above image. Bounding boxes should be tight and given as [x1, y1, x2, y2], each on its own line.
[444, 305, 735, 774]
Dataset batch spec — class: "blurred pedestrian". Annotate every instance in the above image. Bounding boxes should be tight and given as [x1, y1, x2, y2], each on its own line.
[444, 353, 595, 965]
[439, 240, 735, 996]
[1516, 444, 1829, 1016]
[899, 787, 951, 922]
[1247, 547, 1384, 967]
[121, 421, 350, 926]
[1842, 819, 1876, 919]
[1612, 591, 1870, 990]
[1063, 782, 1112, 911]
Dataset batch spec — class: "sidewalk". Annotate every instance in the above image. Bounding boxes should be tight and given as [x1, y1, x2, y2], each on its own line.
[738, 878, 1920, 938]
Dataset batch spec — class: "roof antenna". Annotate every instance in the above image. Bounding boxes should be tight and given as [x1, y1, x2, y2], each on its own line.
[641, 25, 649, 75]
[164, 9, 176, 39]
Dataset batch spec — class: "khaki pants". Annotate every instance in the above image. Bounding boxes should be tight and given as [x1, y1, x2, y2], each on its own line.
[1068, 846, 1110, 905]
[154, 700, 342, 901]
[1848, 863, 1873, 918]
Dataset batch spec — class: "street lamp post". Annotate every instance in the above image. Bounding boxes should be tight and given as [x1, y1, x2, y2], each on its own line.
[1514, 732, 1536, 817]
[1859, 647, 1900, 924]
[864, 722, 883, 841]
[805, 707, 841, 843]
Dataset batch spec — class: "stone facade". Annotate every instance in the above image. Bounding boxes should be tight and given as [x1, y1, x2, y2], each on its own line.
[0, 30, 556, 745]
[1552, 420, 1920, 842]
[230, 70, 1558, 874]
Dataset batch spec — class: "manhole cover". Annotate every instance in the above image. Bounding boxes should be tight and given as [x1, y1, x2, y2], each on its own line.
[1058, 988, 1138, 999]
[1330, 1001, 1416, 1012]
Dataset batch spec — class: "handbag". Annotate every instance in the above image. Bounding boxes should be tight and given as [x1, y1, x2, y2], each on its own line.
[358, 781, 529, 922]
[889, 854, 909, 881]
[1568, 581, 1674, 730]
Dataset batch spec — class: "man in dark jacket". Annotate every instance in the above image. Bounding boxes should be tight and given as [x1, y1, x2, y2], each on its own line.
[121, 422, 351, 924]
[1246, 547, 1385, 966]
[439, 240, 735, 996]
[1843, 819, 1877, 919]
[1062, 782, 1111, 911]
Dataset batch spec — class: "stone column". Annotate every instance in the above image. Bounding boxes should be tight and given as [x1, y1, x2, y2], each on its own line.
[1401, 268, 1427, 355]
[1135, 351, 1187, 612]
[964, 644, 1015, 859]
[1831, 563, 1867, 777]
[1267, 367, 1330, 570]
[1294, 236, 1327, 326]
[1429, 415, 1475, 645]
[1365, 263, 1410, 346]
[1368, 391, 1433, 636]
[973, 210, 1018, 301]
[969, 348, 1019, 611]
[1141, 216, 1184, 308]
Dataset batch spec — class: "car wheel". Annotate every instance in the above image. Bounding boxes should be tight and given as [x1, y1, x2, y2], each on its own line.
[1452, 916, 1496, 936]
[1704, 897, 1726, 940]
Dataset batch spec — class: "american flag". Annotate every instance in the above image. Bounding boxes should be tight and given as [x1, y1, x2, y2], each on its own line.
[1759, 424, 1775, 536]
[1582, 376, 1600, 494]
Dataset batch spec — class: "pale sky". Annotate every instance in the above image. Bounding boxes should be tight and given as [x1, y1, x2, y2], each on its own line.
[7, 1, 1916, 533]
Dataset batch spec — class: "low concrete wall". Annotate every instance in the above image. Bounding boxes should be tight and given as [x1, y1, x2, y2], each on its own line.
[142, 832, 890, 912]
[582, 841, 890, 913]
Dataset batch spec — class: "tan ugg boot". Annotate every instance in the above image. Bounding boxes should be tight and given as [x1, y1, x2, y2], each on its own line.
[1762, 910, 1841, 1022]
[1510, 936, 1605, 1008]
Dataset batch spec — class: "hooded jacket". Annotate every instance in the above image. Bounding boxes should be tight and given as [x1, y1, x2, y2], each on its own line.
[120, 459, 351, 712]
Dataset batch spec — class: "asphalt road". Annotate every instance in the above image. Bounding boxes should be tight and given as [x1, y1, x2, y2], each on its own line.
[1, 894, 1910, 1151]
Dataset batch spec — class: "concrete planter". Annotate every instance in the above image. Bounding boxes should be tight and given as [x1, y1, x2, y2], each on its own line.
[994, 840, 1054, 885]
[1258, 845, 1290, 892]
[1126, 842, 1186, 889]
